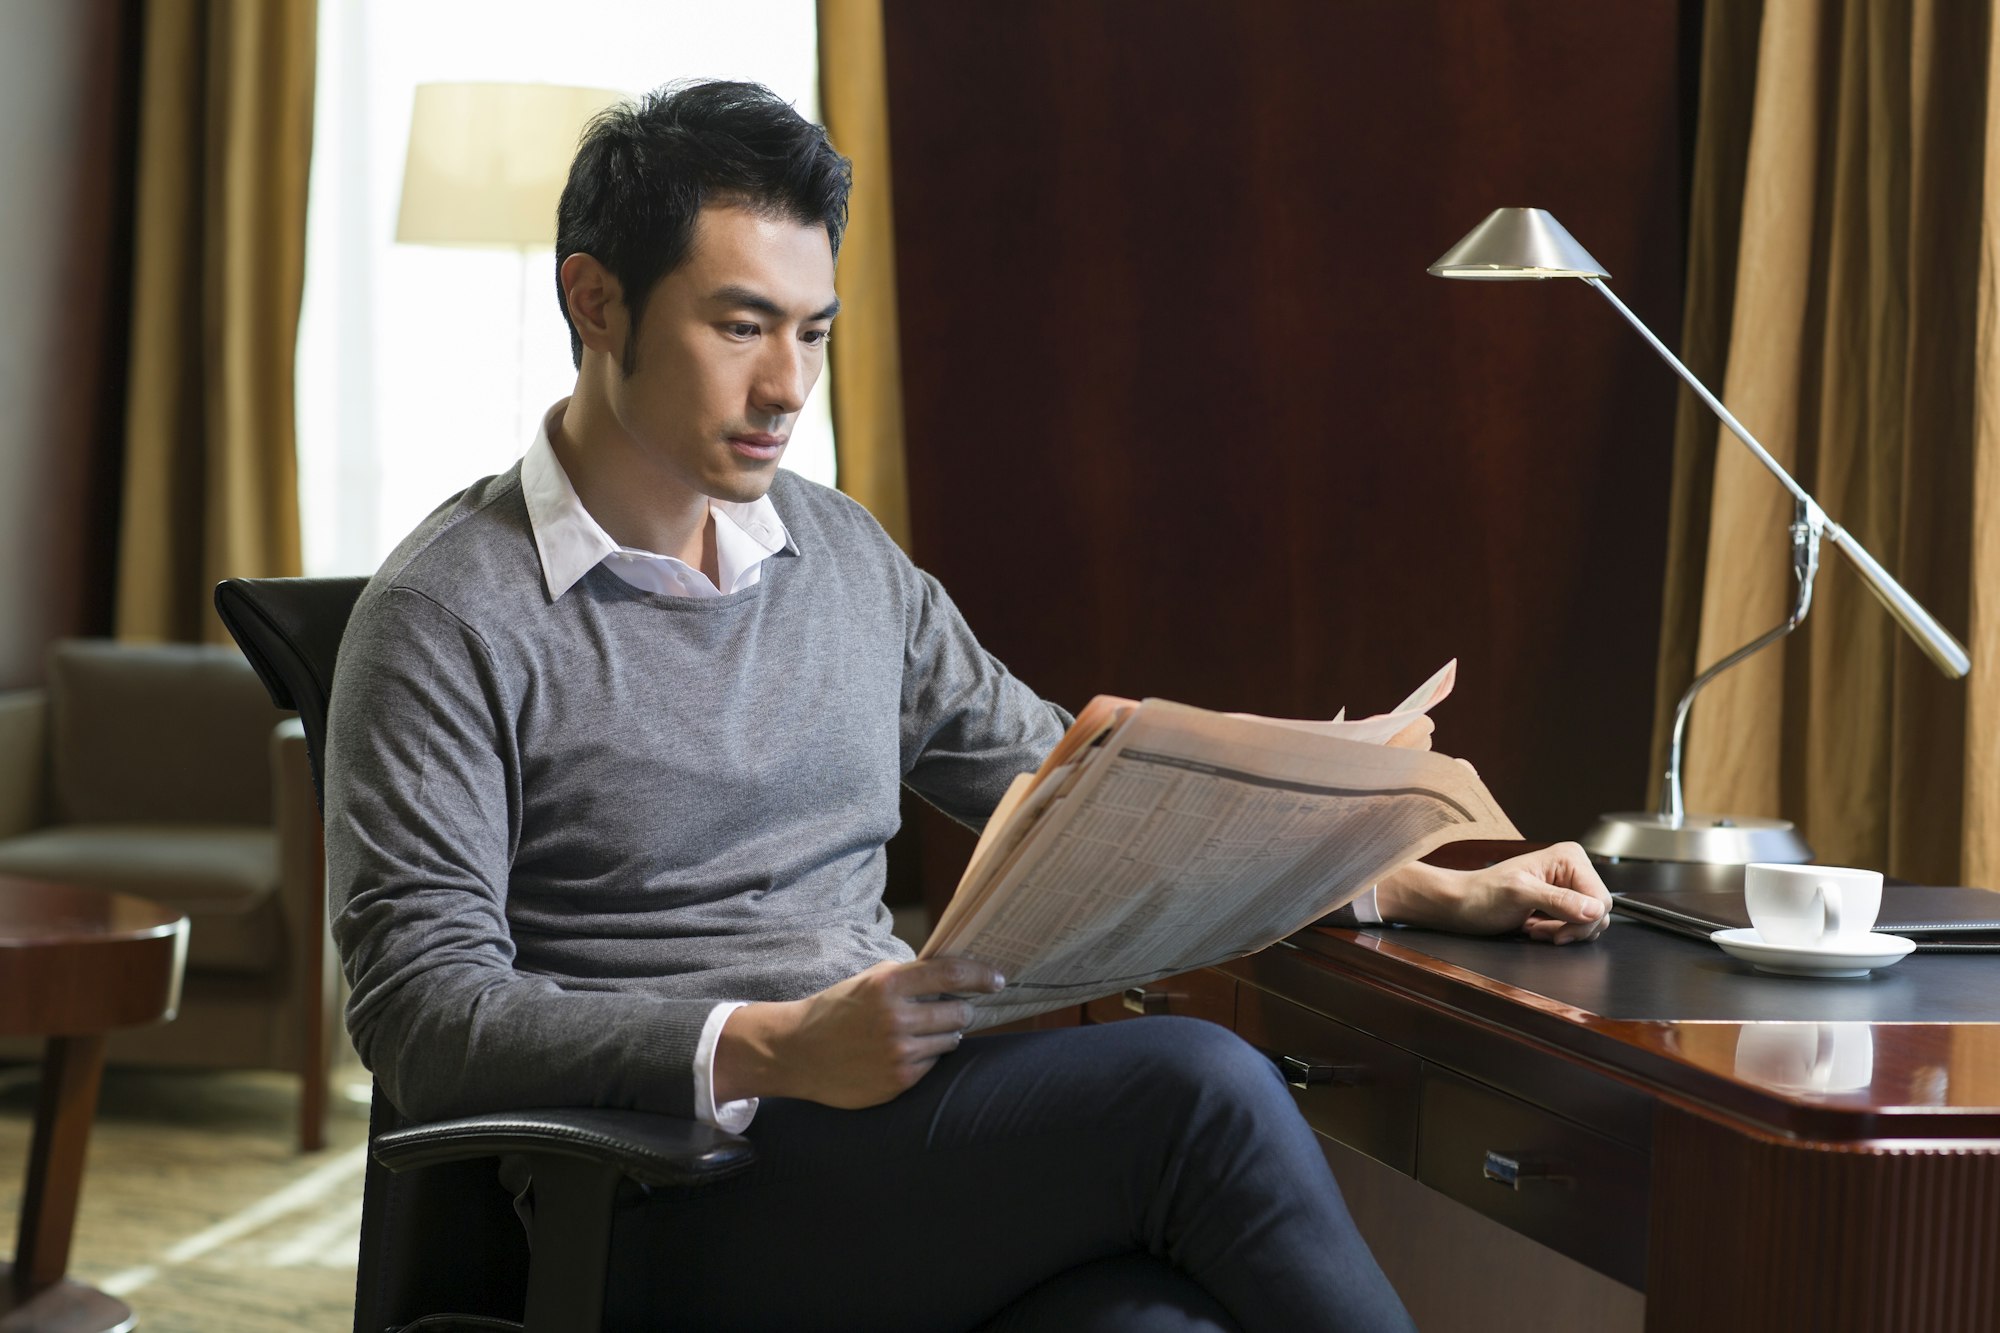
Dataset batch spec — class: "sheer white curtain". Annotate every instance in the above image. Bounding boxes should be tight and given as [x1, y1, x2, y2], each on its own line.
[296, 0, 833, 576]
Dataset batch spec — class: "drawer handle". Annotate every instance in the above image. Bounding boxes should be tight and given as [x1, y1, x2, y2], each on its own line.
[1276, 1055, 1366, 1090]
[1123, 987, 1170, 1015]
[1481, 1150, 1569, 1191]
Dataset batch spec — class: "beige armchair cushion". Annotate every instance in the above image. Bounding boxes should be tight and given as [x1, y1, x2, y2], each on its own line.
[0, 823, 281, 974]
[49, 640, 275, 826]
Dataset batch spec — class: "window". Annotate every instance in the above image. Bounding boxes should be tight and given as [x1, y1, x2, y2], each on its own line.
[295, 0, 832, 576]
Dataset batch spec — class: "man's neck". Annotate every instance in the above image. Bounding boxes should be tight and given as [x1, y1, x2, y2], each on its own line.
[551, 394, 718, 579]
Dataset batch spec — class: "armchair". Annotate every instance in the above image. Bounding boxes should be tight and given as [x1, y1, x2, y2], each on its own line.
[214, 577, 754, 1333]
[0, 639, 339, 1151]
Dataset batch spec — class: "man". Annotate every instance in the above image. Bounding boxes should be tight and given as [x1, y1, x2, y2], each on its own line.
[326, 79, 1612, 1331]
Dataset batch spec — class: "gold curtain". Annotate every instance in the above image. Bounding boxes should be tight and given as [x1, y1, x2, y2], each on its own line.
[1663, 0, 1997, 885]
[818, 0, 912, 548]
[117, 0, 314, 643]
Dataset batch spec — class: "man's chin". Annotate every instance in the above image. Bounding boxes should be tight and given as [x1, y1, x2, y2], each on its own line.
[708, 463, 781, 505]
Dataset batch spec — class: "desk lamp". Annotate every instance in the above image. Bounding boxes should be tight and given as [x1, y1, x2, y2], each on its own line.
[1428, 207, 1970, 865]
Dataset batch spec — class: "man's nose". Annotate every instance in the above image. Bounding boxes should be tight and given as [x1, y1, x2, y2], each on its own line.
[753, 340, 812, 417]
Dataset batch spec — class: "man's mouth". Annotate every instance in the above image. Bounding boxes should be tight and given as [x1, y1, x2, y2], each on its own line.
[728, 433, 787, 462]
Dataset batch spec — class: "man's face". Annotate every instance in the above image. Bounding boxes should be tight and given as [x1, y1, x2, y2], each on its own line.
[606, 203, 838, 506]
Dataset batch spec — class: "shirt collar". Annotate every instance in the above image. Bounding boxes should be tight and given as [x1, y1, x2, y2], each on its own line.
[521, 400, 794, 601]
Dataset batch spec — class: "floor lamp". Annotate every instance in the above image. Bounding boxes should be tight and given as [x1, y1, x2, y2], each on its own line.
[396, 82, 625, 442]
[1428, 207, 1970, 865]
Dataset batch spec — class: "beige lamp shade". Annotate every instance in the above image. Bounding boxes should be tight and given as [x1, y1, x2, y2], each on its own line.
[396, 82, 627, 248]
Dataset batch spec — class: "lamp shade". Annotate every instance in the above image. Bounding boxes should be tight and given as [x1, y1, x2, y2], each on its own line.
[1427, 207, 1610, 281]
[396, 82, 627, 248]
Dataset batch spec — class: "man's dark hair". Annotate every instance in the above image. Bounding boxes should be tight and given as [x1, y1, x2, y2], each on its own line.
[555, 79, 851, 371]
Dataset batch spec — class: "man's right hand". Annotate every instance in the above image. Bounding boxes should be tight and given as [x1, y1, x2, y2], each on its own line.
[713, 957, 1005, 1109]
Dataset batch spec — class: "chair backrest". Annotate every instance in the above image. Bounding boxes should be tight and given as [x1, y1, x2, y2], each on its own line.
[213, 577, 368, 811]
[214, 575, 533, 1331]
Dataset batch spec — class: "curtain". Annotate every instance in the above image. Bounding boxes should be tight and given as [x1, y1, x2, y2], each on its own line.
[1662, 0, 1996, 885]
[818, 0, 912, 548]
[116, 0, 314, 643]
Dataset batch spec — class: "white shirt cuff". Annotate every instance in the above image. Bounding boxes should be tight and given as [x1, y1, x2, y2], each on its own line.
[1349, 885, 1382, 924]
[693, 1001, 759, 1133]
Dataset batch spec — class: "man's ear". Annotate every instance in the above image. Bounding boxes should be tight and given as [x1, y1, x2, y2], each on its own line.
[561, 253, 624, 358]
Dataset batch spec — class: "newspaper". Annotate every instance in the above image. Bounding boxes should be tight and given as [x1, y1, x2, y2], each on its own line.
[919, 661, 1520, 1028]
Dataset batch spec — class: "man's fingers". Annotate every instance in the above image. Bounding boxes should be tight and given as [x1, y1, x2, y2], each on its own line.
[888, 956, 1005, 996]
[1545, 842, 1611, 889]
[900, 998, 974, 1035]
[903, 1032, 962, 1062]
[1540, 884, 1606, 923]
[1523, 910, 1607, 945]
[1386, 717, 1435, 750]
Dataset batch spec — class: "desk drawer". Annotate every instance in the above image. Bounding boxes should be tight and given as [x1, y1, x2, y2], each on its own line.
[1416, 1067, 1648, 1289]
[1235, 989, 1420, 1173]
[1083, 968, 1236, 1027]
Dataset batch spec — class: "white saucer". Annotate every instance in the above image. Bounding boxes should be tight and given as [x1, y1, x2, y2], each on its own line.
[1711, 927, 1916, 978]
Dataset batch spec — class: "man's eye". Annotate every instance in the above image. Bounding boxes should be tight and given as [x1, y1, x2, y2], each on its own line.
[726, 323, 759, 338]
[803, 329, 830, 347]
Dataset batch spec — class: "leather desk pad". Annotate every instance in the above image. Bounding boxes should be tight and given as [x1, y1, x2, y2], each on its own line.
[1596, 858, 2000, 950]
[1359, 920, 2000, 1023]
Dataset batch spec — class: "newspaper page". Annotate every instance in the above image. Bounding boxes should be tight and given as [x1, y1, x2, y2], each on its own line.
[920, 664, 1517, 1029]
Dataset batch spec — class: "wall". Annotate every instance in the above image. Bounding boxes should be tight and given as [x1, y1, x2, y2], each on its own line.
[0, 0, 134, 687]
[883, 0, 1692, 892]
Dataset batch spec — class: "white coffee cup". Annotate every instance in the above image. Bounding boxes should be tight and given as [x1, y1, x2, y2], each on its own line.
[1744, 863, 1883, 947]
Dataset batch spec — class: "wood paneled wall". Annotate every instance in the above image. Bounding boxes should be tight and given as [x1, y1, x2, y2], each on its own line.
[883, 1, 1693, 881]
[0, 0, 135, 687]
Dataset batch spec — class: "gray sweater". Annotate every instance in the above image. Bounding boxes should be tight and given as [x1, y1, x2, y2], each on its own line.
[324, 467, 1069, 1122]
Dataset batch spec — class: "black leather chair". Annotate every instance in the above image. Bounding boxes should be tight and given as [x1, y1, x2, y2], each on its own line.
[216, 577, 755, 1333]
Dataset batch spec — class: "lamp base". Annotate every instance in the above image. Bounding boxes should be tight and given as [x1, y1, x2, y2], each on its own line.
[1581, 811, 1812, 866]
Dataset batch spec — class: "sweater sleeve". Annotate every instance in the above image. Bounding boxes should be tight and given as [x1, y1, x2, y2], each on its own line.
[325, 585, 714, 1122]
[898, 566, 1072, 829]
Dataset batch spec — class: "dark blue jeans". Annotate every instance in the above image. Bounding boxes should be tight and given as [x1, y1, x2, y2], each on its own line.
[603, 1017, 1414, 1332]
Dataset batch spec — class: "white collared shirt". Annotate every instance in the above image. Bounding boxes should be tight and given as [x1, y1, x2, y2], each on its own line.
[521, 401, 790, 602]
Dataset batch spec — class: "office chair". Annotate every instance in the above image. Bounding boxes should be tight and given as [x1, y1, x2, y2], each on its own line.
[216, 577, 755, 1333]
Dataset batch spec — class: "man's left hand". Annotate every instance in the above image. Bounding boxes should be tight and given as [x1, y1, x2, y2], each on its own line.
[1374, 842, 1611, 945]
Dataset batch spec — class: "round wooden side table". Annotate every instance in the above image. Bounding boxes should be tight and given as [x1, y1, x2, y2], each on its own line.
[0, 877, 187, 1333]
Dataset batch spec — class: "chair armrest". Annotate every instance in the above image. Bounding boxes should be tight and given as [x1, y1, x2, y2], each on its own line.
[0, 689, 48, 839]
[373, 1107, 755, 1189]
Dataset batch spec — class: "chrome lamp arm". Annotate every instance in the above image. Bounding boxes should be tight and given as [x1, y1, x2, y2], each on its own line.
[1659, 503, 1821, 824]
[1585, 276, 1968, 679]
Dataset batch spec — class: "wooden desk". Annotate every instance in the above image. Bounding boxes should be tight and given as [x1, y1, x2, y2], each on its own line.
[1161, 878, 2000, 1333]
[0, 878, 187, 1333]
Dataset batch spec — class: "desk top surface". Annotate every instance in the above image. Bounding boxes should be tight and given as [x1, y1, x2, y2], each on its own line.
[1371, 916, 1998, 1023]
[1280, 919, 2000, 1134]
